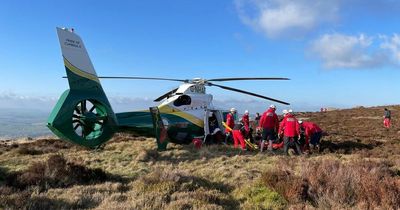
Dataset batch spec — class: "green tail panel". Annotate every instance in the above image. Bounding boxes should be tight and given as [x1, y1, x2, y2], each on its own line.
[47, 87, 117, 148]
[48, 27, 118, 148]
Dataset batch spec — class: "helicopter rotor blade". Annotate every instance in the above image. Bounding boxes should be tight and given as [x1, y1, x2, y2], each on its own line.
[62, 76, 187, 82]
[209, 83, 290, 105]
[207, 77, 290, 82]
[154, 88, 179, 102]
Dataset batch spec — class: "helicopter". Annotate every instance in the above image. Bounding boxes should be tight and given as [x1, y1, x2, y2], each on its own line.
[47, 27, 290, 150]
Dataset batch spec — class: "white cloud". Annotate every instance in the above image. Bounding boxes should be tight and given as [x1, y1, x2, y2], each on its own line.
[380, 34, 400, 63]
[310, 33, 400, 69]
[235, 0, 340, 38]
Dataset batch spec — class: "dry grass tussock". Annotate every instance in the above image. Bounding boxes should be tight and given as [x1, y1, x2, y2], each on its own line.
[0, 105, 400, 209]
[262, 158, 400, 209]
[96, 168, 238, 209]
[0, 154, 119, 209]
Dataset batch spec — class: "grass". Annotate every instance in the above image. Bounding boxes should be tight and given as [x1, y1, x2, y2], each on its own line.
[0, 105, 400, 209]
[234, 183, 287, 209]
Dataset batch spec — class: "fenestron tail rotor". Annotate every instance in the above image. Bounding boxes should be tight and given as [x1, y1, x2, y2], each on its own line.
[72, 100, 107, 138]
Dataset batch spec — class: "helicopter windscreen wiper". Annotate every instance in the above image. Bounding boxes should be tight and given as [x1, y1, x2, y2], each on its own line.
[154, 88, 179, 102]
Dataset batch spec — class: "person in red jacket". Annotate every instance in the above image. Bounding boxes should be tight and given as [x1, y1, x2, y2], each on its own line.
[241, 110, 253, 142]
[299, 121, 322, 150]
[279, 110, 302, 155]
[259, 104, 279, 152]
[383, 108, 391, 129]
[242, 110, 250, 133]
[232, 122, 246, 150]
[225, 108, 236, 144]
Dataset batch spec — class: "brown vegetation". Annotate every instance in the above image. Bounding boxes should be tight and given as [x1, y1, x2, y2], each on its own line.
[262, 159, 400, 209]
[0, 154, 118, 209]
[0, 105, 399, 209]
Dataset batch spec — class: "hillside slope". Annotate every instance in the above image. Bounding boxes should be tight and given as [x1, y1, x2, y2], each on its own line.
[0, 106, 399, 209]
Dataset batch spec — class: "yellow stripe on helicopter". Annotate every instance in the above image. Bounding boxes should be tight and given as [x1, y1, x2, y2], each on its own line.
[63, 57, 100, 83]
[158, 104, 204, 128]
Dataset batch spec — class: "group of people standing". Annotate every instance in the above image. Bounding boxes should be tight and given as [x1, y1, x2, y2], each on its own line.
[257, 105, 322, 155]
[223, 105, 393, 155]
[224, 105, 323, 155]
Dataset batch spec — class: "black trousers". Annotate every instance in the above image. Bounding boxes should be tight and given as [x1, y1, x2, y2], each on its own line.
[283, 136, 302, 155]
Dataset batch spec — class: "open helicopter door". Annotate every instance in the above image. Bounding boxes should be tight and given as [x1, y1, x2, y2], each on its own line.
[204, 110, 210, 138]
[150, 107, 169, 151]
[204, 109, 225, 144]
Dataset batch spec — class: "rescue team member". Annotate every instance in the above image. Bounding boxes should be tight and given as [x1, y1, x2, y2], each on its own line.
[254, 112, 261, 127]
[299, 121, 323, 151]
[259, 104, 279, 152]
[232, 122, 246, 150]
[225, 108, 236, 143]
[279, 110, 302, 155]
[242, 110, 250, 134]
[279, 110, 289, 133]
[384, 108, 391, 129]
[241, 110, 255, 142]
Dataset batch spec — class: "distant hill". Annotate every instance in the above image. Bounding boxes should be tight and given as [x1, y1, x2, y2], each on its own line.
[0, 108, 52, 139]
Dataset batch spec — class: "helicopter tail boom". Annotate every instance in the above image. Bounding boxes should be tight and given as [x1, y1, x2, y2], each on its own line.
[47, 28, 117, 148]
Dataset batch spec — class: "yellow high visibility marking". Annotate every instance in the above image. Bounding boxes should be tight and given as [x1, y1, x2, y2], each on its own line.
[63, 57, 100, 83]
[158, 105, 204, 128]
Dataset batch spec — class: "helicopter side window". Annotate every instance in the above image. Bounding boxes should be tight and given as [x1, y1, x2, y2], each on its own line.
[173, 95, 191, 106]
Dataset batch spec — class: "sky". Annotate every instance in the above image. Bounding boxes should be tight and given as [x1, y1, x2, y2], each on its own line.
[0, 0, 400, 114]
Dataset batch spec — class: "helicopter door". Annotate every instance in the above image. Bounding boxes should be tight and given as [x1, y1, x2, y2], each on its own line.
[204, 110, 210, 137]
[208, 110, 224, 134]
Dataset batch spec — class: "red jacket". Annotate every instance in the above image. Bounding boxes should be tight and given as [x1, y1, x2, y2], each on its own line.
[302, 122, 322, 138]
[279, 114, 300, 137]
[226, 113, 235, 132]
[259, 108, 279, 131]
[241, 114, 250, 132]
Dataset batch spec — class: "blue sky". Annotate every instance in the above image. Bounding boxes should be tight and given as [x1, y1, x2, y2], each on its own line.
[0, 0, 399, 113]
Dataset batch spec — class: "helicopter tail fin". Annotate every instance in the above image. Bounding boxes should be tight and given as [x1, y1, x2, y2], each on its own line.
[47, 27, 117, 148]
[56, 27, 102, 90]
[150, 107, 169, 151]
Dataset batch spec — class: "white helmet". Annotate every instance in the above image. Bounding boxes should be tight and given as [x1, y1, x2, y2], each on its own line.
[269, 104, 276, 109]
[244, 110, 249, 114]
[282, 109, 288, 114]
[288, 109, 293, 113]
[230, 108, 237, 113]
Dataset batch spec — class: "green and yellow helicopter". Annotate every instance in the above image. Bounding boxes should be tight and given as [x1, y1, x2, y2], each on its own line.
[47, 27, 290, 150]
